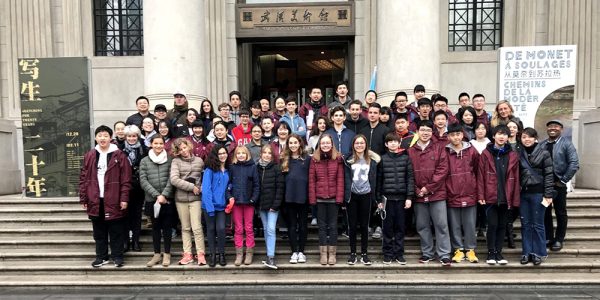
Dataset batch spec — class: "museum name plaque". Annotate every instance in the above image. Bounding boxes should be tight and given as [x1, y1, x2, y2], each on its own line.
[18, 57, 91, 197]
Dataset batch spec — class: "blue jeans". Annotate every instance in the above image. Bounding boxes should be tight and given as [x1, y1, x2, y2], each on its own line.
[260, 210, 279, 257]
[520, 193, 548, 257]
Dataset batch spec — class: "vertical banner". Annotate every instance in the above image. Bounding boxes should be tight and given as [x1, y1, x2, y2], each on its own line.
[498, 45, 577, 139]
[18, 57, 91, 197]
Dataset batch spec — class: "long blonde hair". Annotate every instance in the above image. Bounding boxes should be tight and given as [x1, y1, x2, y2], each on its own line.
[490, 100, 515, 128]
[281, 134, 306, 172]
[312, 133, 341, 162]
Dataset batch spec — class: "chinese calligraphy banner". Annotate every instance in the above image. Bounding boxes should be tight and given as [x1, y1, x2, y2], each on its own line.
[18, 57, 91, 197]
[498, 45, 577, 139]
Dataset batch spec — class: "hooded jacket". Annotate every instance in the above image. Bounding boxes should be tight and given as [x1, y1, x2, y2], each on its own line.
[299, 100, 329, 127]
[445, 142, 479, 208]
[344, 150, 380, 204]
[407, 141, 449, 203]
[325, 126, 356, 157]
[188, 135, 211, 160]
[477, 143, 520, 208]
[257, 161, 285, 211]
[279, 113, 307, 138]
[227, 159, 260, 205]
[231, 123, 252, 146]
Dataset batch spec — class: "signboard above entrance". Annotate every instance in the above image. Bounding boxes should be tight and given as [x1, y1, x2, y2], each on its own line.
[236, 2, 354, 38]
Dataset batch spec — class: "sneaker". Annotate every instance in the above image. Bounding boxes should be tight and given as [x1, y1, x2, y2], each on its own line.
[289, 252, 299, 264]
[418, 256, 432, 263]
[383, 256, 393, 265]
[520, 255, 530, 265]
[496, 252, 508, 265]
[347, 253, 357, 265]
[372, 227, 382, 239]
[311, 218, 317, 226]
[178, 253, 194, 265]
[395, 256, 407, 265]
[171, 228, 177, 238]
[440, 257, 452, 267]
[452, 249, 465, 263]
[297, 252, 307, 263]
[113, 258, 124, 267]
[532, 254, 542, 266]
[466, 249, 479, 263]
[91, 258, 109, 268]
[341, 231, 349, 238]
[361, 254, 372, 265]
[263, 256, 278, 270]
[486, 250, 497, 265]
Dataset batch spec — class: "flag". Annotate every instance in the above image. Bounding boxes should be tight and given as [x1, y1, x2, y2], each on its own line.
[369, 65, 377, 91]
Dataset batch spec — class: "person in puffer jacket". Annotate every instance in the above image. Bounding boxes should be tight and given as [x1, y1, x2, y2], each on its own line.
[445, 123, 480, 264]
[308, 133, 344, 266]
[227, 146, 260, 266]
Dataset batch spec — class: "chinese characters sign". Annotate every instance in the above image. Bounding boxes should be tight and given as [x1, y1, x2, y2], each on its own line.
[18, 57, 91, 197]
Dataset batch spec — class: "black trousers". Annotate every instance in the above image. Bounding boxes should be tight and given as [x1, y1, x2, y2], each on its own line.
[346, 193, 371, 254]
[91, 198, 125, 260]
[150, 201, 175, 254]
[382, 200, 406, 259]
[545, 185, 568, 243]
[203, 210, 226, 254]
[286, 203, 308, 253]
[126, 187, 144, 243]
[317, 202, 339, 246]
[486, 204, 508, 252]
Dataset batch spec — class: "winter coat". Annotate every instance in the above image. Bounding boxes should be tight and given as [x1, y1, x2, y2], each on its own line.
[325, 127, 356, 157]
[270, 139, 286, 163]
[279, 113, 307, 138]
[121, 143, 147, 190]
[231, 123, 252, 147]
[246, 140, 266, 163]
[284, 156, 311, 204]
[170, 155, 204, 203]
[139, 154, 174, 203]
[445, 142, 479, 208]
[477, 144, 520, 208]
[344, 151, 380, 204]
[359, 123, 390, 155]
[308, 153, 344, 205]
[207, 138, 237, 155]
[538, 136, 579, 184]
[299, 100, 329, 127]
[125, 112, 155, 129]
[257, 161, 285, 211]
[344, 115, 369, 134]
[202, 168, 229, 216]
[79, 146, 131, 220]
[376, 150, 415, 202]
[328, 95, 353, 110]
[227, 160, 260, 205]
[188, 135, 211, 160]
[407, 141, 449, 203]
[519, 144, 554, 198]
[397, 130, 418, 150]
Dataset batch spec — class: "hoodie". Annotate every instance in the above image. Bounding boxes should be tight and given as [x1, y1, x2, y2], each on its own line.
[445, 142, 479, 208]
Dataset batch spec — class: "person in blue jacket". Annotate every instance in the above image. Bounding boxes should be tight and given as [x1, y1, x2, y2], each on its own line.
[325, 105, 356, 158]
[279, 96, 307, 138]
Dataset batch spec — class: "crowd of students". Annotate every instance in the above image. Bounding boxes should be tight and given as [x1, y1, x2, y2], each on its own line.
[79, 83, 579, 270]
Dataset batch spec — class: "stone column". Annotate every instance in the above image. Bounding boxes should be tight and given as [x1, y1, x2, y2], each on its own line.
[375, 0, 440, 105]
[143, 0, 207, 109]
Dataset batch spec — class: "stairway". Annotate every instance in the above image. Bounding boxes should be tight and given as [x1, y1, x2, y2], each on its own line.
[0, 189, 599, 286]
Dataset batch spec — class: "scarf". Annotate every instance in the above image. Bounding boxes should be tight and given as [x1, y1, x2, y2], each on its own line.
[258, 159, 270, 167]
[124, 141, 141, 165]
[149, 149, 168, 164]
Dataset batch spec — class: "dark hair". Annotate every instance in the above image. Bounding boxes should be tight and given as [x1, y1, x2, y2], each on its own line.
[285, 96, 297, 104]
[239, 108, 250, 117]
[433, 110, 448, 120]
[229, 90, 242, 101]
[472, 93, 485, 100]
[492, 124, 510, 136]
[365, 89, 378, 99]
[458, 92, 470, 100]
[368, 102, 382, 111]
[95, 125, 113, 137]
[447, 123, 464, 134]
[251, 101, 261, 109]
[395, 113, 409, 122]
[135, 96, 149, 105]
[350, 134, 371, 164]
[380, 106, 391, 116]
[433, 95, 448, 105]
[335, 81, 348, 90]
[113, 121, 126, 130]
[212, 121, 228, 131]
[385, 132, 401, 143]
[276, 121, 292, 133]
[205, 144, 229, 171]
[199, 99, 217, 119]
[251, 123, 264, 134]
[310, 116, 330, 137]
[349, 99, 363, 108]
[310, 87, 322, 93]
[191, 120, 204, 129]
[157, 120, 173, 140]
[417, 98, 432, 108]
[417, 119, 434, 129]
[457, 106, 478, 127]
[149, 134, 165, 144]
[395, 91, 408, 99]
[522, 127, 538, 139]
[186, 108, 199, 125]
[413, 84, 425, 93]
[329, 105, 346, 117]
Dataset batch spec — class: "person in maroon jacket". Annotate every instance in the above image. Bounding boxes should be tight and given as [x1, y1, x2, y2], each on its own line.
[477, 124, 520, 266]
[445, 123, 480, 264]
[187, 120, 210, 160]
[299, 87, 329, 132]
[80, 125, 132, 268]
[407, 119, 452, 266]
[308, 133, 344, 265]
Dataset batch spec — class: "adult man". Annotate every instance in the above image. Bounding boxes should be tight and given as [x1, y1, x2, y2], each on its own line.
[329, 81, 353, 110]
[299, 87, 329, 131]
[458, 92, 471, 109]
[153, 104, 168, 127]
[538, 120, 579, 251]
[359, 103, 390, 155]
[472, 94, 491, 130]
[229, 91, 243, 125]
[166, 91, 189, 126]
[126, 96, 155, 129]
[344, 100, 369, 133]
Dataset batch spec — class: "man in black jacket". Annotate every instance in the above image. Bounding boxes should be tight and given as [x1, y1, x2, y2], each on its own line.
[359, 103, 390, 155]
[126, 96, 155, 130]
[344, 100, 369, 134]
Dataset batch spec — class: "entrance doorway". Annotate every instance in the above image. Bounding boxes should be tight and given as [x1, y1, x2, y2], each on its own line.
[244, 42, 350, 107]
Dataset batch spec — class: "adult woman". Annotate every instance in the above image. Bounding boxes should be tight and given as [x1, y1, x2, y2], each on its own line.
[199, 99, 218, 131]
[507, 119, 522, 152]
[343, 134, 379, 265]
[272, 96, 287, 121]
[170, 138, 206, 265]
[141, 117, 157, 147]
[140, 135, 174, 267]
[519, 127, 554, 265]
[157, 120, 174, 155]
[121, 125, 147, 252]
[174, 108, 199, 138]
[271, 121, 291, 163]
[211, 121, 236, 154]
[112, 121, 126, 149]
[457, 106, 478, 142]
[307, 116, 330, 154]
[309, 134, 344, 265]
[490, 100, 523, 128]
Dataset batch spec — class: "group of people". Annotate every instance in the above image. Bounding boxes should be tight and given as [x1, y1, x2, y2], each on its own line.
[78, 82, 579, 270]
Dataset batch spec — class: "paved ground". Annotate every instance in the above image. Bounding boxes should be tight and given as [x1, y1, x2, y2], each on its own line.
[1, 286, 600, 299]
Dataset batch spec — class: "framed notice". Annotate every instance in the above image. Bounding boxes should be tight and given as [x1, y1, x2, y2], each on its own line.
[18, 57, 91, 197]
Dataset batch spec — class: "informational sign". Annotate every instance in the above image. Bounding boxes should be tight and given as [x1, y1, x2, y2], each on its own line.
[498, 45, 577, 135]
[18, 57, 91, 197]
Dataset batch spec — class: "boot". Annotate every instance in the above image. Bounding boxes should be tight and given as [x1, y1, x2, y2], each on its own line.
[162, 253, 171, 267]
[123, 239, 131, 253]
[146, 253, 161, 267]
[327, 246, 337, 265]
[218, 253, 227, 266]
[234, 248, 244, 266]
[506, 223, 516, 249]
[208, 253, 216, 268]
[319, 246, 328, 265]
[244, 248, 254, 265]
[132, 239, 142, 252]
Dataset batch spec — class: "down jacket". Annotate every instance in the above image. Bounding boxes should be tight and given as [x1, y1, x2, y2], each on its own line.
[477, 143, 520, 208]
[257, 161, 285, 211]
[445, 142, 479, 208]
[139, 154, 173, 203]
[308, 153, 344, 205]
[344, 151, 380, 204]
[407, 141, 449, 203]
[376, 149, 414, 202]
[170, 155, 204, 203]
[519, 143, 554, 198]
[227, 159, 260, 205]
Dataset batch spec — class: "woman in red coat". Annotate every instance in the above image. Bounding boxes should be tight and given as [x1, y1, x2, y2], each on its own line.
[308, 133, 344, 265]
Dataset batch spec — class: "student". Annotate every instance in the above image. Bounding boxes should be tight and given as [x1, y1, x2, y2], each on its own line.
[477, 125, 520, 265]
[187, 120, 210, 160]
[260, 98, 272, 118]
[307, 116, 330, 154]
[379, 106, 392, 130]
[231, 109, 252, 146]
[445, 123, 480, 263]
[141, 117, 157, 147]
[376, 133, 414, 264]
[457, 106, 478, 142]
[170, 138, 206, 266]
[362, 90, 378, 118]
[431, 110, 449, 145]
[228, 146, 260, 266]
[359, 103, 390, 155]
[202, 145, 232, 267]
[157, 120, 175, 156]
[431, 94, 458, 125]
[472, 94, 491, 130]
[250, 101, 263, 126]
[217, 103, 236, 132]
[393, 113, 418, 150]
[470, 122, 491, 238]
[408, 98, 433, 133]
[329, 81, 353, 110]
[281, 134, 311, 264]
[279, 96, 307, 138]
[229, 91, 243, 125]
[260, 117, 276, 143]
[246, 124, 266, 163]
[140, 135, 174, 267]
[272, 96, 287, 122]
[199, 99, 218, 131]
[505, 119, 523, 249]
[343, 134, 379, 265]
[299, 87, 329, 132]
[271, 121, 290, 163]
[325, 105, 356, 157]
[174, 108, 199, 138]
[407, 119, 452, 266]
[344, 100, 369, 134]
[458, 92, 471, 109]
[391, 91, 418, 123]
[256, 145, 285, 269]
[210, 121, 237, 154]
[309, 134, 344, 265]
[80, 125, 131, 268]
[519, 127, 554, 265]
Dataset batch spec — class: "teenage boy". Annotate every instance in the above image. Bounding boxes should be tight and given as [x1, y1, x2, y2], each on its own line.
[329, 81, 353, 110]
[432, 95, 458, 125]
[408, 98, 433, 132]
[408, 84, 426, 115]
[217, 103, 236, 132]
[80, 125, 132, 268]
[407, 119, 452, 266]
[445, 123, 480, 263]
[377, 133, 414, 264]
[359, 103, 390, 155]
[229, 91, 243, 125]
[477, 125, 520, 265]
[458, 92, 471, 109]
[231, 109, 252, 146]
[280, 97, 307, 137]
[392, 91, 418, 123]
[325, 106, 356, 157]
[472, 94, 491, 130]
[394, 113, 418, 150]
[344, 100, 369, 133]
[250, 101, 263, 126]
[299, 87, 329, 131]
[431, 110, 449, 145]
